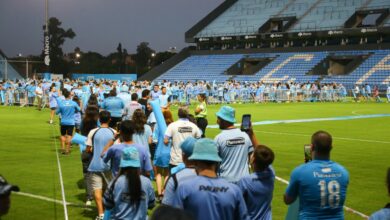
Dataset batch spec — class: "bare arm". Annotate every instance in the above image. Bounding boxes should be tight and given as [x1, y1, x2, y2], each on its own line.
[101, 139, 114, 157]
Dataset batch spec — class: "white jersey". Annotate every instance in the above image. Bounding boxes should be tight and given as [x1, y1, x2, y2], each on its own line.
[165, 119, 201, 165]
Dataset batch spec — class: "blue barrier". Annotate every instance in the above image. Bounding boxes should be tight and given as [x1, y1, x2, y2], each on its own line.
[150, 99, 170, 167]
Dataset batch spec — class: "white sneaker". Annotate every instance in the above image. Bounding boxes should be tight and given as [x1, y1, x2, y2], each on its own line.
[95, 215, 104, 220]
[49, 120, 53, 124]
[85, 200, 92, 206]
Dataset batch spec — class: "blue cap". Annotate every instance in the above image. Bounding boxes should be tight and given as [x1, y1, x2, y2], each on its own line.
[120, 147, 140, 168]
[216, 106, 236, 123]
[189, 138, 222, 162]
[180, 137, 197, 156]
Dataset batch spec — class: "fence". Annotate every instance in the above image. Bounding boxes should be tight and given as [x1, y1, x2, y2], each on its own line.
[1, 87, 388, 107]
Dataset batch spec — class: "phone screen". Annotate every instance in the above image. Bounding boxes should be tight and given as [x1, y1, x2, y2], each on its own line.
[241, 114, 251, 131]
[304, 144, 312, 163]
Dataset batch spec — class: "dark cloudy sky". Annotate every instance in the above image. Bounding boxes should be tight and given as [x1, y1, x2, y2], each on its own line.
[0, 0, 222, 56]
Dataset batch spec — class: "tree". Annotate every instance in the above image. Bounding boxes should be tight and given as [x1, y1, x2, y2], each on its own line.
[44, 17, 76, 74]
[134, 42, 155, 75]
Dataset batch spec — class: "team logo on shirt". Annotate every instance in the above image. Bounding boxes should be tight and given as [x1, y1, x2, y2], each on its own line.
[199, 185, 229, 193]
[121, 192, 146, 202]
[178, 127, 193, 133]
[226, 137, 245, 146]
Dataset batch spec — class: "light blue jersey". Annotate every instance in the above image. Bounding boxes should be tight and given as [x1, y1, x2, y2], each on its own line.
[132, 124, 152, 153]
[102, 96, 124, 118]
[237, 166, 275, 220]
[285, 159, 349, 220]
[162, 167, 196, 206]
[56, 99, 80, 126]
[105, 175, 155, 220]
[369, 206, 390, 220]
[159, 94, 169, 108]
[103, 144, 152, 177]
[214, 128, 253, 183]
[87, 127, 116, 172]
[172, 175, 248, 220]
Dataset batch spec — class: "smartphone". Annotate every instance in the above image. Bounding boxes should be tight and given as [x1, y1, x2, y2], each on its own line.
[241, 114, 251, 131]
[304, 144, 312, 163]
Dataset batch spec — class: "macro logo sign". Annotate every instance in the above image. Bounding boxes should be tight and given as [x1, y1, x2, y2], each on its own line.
[328, 30, 343, 35]
[298, 32, 312, 37]
[361, 28, 377, 33]
[270, 33, 283, 38]
[44, 34, 50, 66]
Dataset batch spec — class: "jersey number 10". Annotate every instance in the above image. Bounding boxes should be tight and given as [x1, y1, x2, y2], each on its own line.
[318, 180, 340, 208]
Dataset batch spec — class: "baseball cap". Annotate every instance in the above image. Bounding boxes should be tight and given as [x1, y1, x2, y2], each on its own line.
[189, 138, 222, 162]
[0, 175, 19, 196]
[120, 147, 140, 168]
[216, 106, 236, 123]
[180, 137, 197, 156]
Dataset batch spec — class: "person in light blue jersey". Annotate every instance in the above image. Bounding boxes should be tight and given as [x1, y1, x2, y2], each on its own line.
[103, 147, 155, 220]
[86, 111, 116, 220]
[102, 89, 124, 128]
[26, 81, 36, 106]
[172, 138, 248, 220]
[214, 106, 253, 183]
[387, 84, 390, 102]
[117, 84, 131, 105]
[132, 109, 153, 157]
[238, 145, 275, 220]
[162, 137, 197, 206]
[151, 84, 160, 100]
[369, 168, 390, 220]
[159, 86, 170, 110]
[56, 89, 80, 155]
[48, 85, 59, 124]
[102, 120, 152, 178]
[284, 130, 349, 220]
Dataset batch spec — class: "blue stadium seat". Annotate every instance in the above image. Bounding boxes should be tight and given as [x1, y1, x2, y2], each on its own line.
[156, 50, 390, 89]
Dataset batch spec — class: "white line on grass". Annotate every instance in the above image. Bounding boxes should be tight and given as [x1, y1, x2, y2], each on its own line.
[275, 176, 369, 219]
[254, 130, 390, 144]
[207, 113, 390, 129]
[51, 125, 69, 220]
[14, 191, 72, 205]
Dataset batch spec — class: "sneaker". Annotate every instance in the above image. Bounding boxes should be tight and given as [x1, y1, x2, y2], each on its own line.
[49, 120, 53, 124]
[85, 200, 92, 206]
[95, 215, 104, 220]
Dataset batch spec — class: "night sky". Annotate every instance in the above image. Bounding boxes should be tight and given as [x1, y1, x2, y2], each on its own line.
[0, 0, 222, 56]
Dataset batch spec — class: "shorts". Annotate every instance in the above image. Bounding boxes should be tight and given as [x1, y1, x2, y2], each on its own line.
[60, 125, 74, 136]
[90, 171, 112, 191]
[50, 107, 56, 110]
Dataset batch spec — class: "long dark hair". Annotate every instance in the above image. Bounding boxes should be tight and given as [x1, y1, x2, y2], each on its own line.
[81, 105, 99, 136]
[118, 167, 142, 204]
[87, 94, 99, 107]
[132, 109, 146, 134]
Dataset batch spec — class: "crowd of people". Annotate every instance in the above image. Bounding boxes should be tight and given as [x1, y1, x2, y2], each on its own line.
[0, 78, 390, 108]
[1, 78, 389, 220]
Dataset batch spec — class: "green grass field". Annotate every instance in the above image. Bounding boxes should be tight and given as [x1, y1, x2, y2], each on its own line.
[1, 102, 390, 220]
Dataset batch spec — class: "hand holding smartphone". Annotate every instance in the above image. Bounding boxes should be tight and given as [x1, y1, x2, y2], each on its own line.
[241, 114, 251, 132]
[304, 144, 312, 163]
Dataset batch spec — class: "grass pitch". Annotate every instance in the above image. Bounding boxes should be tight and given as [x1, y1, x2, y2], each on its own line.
[1, 102, 390, 220]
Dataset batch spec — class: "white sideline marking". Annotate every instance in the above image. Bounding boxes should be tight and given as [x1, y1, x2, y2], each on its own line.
[207, 113, 390, 129]
[275, 176, 369, 219]
[51, 125, 69, 220]
[14, 191, 72, 205]
[254, 130, 390, 144]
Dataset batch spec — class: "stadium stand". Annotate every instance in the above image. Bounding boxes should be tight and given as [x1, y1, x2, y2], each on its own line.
[141, 0, 390, 90]
[0, 50, 24, 80]
[155, 50, 390, 89]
